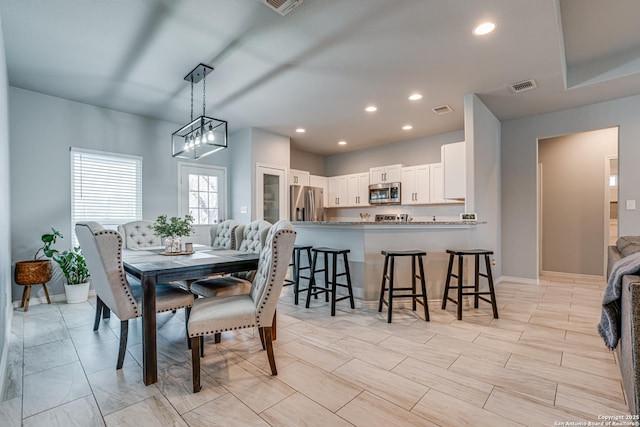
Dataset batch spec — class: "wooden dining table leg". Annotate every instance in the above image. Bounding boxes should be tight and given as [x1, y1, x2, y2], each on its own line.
[141, 275, 158, 385]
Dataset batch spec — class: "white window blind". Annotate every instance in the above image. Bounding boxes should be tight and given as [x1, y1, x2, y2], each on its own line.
[71, 148, 142, 240]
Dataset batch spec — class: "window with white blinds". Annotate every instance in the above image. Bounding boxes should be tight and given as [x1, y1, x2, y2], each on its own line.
[71, 148, 142, 242]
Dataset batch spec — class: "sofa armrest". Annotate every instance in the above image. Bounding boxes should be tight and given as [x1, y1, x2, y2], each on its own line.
[618, 275, 640, 414]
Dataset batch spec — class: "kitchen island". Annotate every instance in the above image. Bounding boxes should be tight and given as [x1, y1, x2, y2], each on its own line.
[292, 220, 487, 305]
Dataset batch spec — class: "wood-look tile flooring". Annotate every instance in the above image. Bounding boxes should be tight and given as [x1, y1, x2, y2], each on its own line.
[0, 278, 629, 426]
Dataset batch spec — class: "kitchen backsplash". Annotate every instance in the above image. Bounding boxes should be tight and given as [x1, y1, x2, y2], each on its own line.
[326, 204, 466, 222]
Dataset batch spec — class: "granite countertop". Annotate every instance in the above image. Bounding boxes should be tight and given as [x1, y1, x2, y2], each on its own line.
[292, 220, 483, 225]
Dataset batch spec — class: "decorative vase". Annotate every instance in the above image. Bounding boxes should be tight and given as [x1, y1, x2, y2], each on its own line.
[164, 236, 182, 253]
[64, 281, 90, 304]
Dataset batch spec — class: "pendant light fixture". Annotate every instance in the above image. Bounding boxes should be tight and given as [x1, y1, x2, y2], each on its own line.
[172, 63, 228, 160]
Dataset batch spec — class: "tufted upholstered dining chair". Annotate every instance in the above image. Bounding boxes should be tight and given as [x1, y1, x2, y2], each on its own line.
[117, 220, 162, 249]
[191, 220, 272, 298]
[188, 220, 296, 392]
[209, 220, 239, 249]
[76, 222, 195, 369]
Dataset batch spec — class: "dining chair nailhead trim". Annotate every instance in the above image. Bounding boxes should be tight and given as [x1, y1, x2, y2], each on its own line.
[95, 229, 139, 315]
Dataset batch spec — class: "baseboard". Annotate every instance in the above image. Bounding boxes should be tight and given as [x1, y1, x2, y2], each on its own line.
[0, 297, 12, 400]
[496, 275, 541, 285]
[12, 289, 96, 308]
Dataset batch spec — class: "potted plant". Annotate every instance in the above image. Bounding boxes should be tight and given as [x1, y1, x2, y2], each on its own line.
[53, 246, 91, 303]
[153, 214, 195, 253]
[39, 227, 91, 303]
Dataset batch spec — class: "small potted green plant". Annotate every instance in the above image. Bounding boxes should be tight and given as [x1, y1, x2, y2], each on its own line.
[53, 246, 91, 303]
[153, 214, 195, 253]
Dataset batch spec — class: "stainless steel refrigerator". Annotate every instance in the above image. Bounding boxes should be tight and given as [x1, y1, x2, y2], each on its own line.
[290, 185, 324, 222]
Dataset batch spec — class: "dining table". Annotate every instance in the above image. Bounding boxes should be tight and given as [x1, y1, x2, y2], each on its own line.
[123, 246, 260, 385]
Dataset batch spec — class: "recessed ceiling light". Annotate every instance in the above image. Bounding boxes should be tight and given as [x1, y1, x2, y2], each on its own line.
[402, 125, 413, 130]
[295, 128, 306, 133]
[338, 140, 347, 145]
[408, 93, 422, 101]
[473, 22, 495, 36]
[365, 106, 377, 112]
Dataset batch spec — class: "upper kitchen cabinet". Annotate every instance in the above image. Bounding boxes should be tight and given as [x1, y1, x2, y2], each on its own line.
[429, 163, 446, 204]
[309, 175, 329, 207]
[401, 165, 430, 205]
[288, 169, 310, 186]
[328, 175, 348, 207]
[347, 173, 370, 206]
[441, 142, 466, 199]
[369, 164, 403, 184]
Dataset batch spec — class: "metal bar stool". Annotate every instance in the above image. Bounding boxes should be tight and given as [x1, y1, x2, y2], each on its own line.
[378, 250, 429, 323]
[305, 247, 355, 316]
[442, 249, 498, 320]
[284, 245, 313, 305]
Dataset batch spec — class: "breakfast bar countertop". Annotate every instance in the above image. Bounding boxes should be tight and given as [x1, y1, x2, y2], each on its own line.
[292, 220, 484, 226]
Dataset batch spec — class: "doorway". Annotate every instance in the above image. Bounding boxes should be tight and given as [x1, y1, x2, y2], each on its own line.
[538, 127, 618, 280]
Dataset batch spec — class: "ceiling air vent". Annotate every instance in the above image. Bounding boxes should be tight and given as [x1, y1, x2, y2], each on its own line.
[261, 0, 304, 16]
[432, 105, 454, 115]
[509, 79, 537, 93]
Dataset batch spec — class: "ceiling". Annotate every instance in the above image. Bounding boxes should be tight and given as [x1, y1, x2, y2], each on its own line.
[2, 0, 640, 156]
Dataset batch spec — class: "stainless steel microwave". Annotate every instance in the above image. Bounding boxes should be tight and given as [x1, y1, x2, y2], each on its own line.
[369, 182, 401, 205]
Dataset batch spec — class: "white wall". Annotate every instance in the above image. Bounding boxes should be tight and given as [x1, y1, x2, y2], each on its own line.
[229, 128, 290, 223]
[465, 94, 502, 278]
[325, 130, 464, 176]
[229, 128, 253, 223]
[290, 147, 326, 175]
[8, 88, 230, 300]
[0, 14, 13, 397]
[502, 94, 640, 280]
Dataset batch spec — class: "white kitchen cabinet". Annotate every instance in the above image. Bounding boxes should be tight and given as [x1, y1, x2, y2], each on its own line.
[288, 169, 310, 186]
[442, 141, 466, 199]
[347, 173, 370, 206]
[369, 164, 403, 184]
[401, 165, 430, 205]
[429, 163, 447, 203]
[309, 175, 328, 207]
[328, 175, 348, 207]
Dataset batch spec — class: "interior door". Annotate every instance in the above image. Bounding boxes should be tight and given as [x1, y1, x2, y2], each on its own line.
[256, 164, 287, 223]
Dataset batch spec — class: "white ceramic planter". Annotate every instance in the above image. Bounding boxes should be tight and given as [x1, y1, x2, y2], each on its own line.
[64, 281, 90, 304]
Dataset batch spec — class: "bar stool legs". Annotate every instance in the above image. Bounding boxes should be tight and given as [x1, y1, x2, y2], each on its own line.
[306, 248, 355, 316]
[442, 249, 498, 320]
[378, 250, 429, 323]
[285, 245, 313, 305]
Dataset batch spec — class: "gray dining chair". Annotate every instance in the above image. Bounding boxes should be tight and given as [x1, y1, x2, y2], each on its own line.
[187, 220, 296, 392]
[76, 222, 195, 369]
[209, 220, 239, 249]
[117, 220, 162, 249]
[191, 220, 272, 298]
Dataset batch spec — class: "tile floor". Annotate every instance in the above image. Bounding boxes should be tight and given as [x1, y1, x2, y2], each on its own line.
[0, 277, 629, 426]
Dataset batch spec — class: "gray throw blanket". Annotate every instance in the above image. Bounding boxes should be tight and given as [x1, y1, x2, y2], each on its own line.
[599, 251, 640, 350]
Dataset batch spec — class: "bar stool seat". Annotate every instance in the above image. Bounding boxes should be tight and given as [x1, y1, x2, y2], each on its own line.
[378, 250, 429, 323]
[284, 245, 313, 305]
[305, 247, 355, 316]
[442, 249, 498, 320]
